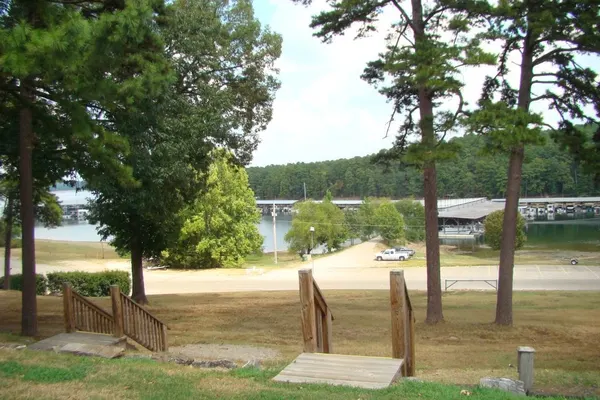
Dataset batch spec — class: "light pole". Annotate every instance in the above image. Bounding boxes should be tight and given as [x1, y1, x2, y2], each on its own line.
[309, 226, 315, 271]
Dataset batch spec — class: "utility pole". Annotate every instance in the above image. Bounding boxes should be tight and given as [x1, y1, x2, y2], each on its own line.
[303, 182, 307, 201]
[272, 202, 278, 264]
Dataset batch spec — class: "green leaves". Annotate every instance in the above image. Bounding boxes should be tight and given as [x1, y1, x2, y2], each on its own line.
[164, 151, 263, 269]
[373, 201, 406, 244]
[284, 199, 348, 254]
[484, 210, 526, 251]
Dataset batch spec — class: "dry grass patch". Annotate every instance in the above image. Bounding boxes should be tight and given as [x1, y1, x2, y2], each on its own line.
[1, 290, 599, 395]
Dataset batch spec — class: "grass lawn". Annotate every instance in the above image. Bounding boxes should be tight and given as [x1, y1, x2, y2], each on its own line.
[5, 240, 122, 263]
[1, 290, 599, 398]
[0, 349, 591, 400]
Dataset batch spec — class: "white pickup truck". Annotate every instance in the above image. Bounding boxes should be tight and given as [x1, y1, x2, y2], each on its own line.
[374, 248, 413, 261]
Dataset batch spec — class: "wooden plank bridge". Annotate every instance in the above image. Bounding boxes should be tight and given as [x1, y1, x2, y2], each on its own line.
[273, 269, 415, 389]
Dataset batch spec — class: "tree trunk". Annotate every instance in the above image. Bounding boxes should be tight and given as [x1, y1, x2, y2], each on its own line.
[495, 29, 534, 326]
[423, 162, 443, 323]
[19, 81, 37, 336]
[131, 238, 148, 305]
[3, 195, 14, 290]
[411, 0, 443, 324]
[495, 146, 524, 325]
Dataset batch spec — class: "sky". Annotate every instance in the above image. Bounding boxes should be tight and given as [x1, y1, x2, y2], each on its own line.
[249, 1, 597, 168]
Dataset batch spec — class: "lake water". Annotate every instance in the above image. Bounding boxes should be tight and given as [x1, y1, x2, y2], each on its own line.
[35, 215, 294, 253]
[35, 215, 600, 252]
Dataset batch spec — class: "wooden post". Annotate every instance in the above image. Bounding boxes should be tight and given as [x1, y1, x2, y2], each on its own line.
[518, 346, 535, 393]
[110, 285, 124, 338]
[322, 309, 333, 354]
[299, 269, 317, 353]
[390, 270, 407, 374]
[62, 283, 75, 333]
[407, 308, 416, 376]
[161, 323, 168, 352]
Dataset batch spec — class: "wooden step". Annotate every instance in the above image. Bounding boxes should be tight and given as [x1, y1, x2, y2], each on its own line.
[273, 352, 404, 389]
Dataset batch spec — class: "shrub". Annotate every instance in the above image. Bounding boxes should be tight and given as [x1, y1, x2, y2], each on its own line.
[47, 270, 130, 297]
[0, 274, 48, 295]
[484, 210, 527, 251]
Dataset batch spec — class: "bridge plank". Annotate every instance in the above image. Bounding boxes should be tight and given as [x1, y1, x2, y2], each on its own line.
[273, 353, 404, 389]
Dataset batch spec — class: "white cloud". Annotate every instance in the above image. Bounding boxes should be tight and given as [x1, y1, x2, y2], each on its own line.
[251, 1, 398, 166]
[251, 1, 599, 167]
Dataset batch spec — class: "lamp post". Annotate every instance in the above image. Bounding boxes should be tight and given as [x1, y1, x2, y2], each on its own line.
[309, 226, 315, 271]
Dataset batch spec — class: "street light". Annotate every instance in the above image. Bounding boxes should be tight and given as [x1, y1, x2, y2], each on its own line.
[309, 226, 315, 271]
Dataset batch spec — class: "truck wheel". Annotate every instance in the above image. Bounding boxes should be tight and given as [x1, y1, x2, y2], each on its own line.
[399, 256, 405, 261]
[376, 256, 382, 261]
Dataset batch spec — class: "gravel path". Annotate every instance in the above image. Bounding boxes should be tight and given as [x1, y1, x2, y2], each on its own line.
[168, 343, 281, 362]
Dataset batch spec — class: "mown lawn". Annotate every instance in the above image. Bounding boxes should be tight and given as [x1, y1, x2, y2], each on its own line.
[0, 350, 595, 400]
[1, 290, 599, 397]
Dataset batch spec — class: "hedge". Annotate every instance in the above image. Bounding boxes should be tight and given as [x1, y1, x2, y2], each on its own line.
[0, 274, 48, 295]
[47, 271, 131, 297]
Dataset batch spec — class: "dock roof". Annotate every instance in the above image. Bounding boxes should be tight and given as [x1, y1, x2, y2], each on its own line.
[438, 200, 505, 220]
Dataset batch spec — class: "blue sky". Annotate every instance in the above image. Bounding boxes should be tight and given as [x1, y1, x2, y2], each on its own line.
[249, 1, 598, 167]
[249, 0, 399, 167]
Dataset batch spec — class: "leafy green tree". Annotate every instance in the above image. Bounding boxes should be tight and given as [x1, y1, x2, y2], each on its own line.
[395, 199, 425, 242]
[284, 201, 324, 255]
[163, 151, 262, 268]
[374, 202, 405, 244]
[484, 211, 526, 251]
[87, 0, 281, 304]
[460, 0, 600, 325]
[1, 0, 170, 334]
[344, 209, 362, 245]
[357, 197, 377, 240]
[320, 193, 348, 251]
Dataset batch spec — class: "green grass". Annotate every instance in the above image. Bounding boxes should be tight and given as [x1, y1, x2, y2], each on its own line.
[3, 240, 122, 263]
[0, 350, 592, 400]
[1, 290, 599, 397]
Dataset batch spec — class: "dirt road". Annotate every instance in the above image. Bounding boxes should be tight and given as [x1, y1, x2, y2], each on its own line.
[3, 240, 600, 293]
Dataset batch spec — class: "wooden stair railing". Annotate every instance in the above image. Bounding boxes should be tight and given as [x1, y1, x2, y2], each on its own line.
[63, 283, 115, 335]
[390, 269, 415, 376]
[299, 269, 334, 353]
[62, 283, 168, 352]
[113, 287, 168, 352]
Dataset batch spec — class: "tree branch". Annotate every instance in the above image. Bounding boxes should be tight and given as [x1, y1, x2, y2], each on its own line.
[424, 5, 450, 25]
[390, 0, 415, 31]
[532, 46, 580, 67]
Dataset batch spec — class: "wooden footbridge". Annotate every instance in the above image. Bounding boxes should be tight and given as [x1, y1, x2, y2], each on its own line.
[30, 283, 168, 355]
[273, 269, 415, 389]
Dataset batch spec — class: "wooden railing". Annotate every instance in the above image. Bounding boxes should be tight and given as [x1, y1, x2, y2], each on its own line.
[113, 287, 168, 352]
[62, 283, 168, 352]
[390, 270, 415, 376]
[299, 268, 333, 353]
[63, 283, 114, 335]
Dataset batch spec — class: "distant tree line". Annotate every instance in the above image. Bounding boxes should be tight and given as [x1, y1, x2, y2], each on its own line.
[248, 132, 599, 200]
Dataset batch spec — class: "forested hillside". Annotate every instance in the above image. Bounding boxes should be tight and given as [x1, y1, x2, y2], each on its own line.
[247, 134, 599, 199]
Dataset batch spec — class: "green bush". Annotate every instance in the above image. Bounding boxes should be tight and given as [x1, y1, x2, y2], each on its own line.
[484, 210, 527, 251]
[0, 274, 48, 295]
[47, 271, 130, 297]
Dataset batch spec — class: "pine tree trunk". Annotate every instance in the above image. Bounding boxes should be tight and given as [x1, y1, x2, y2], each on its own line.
[424, 161, 443, 323]
[495, 28, 534, 326]
[131, 238, 148, 305]
[19, 81, 38, 336]
[495, 146, 523, 325]
[3, 195, 14, 290]
[411, 0, 443, 324]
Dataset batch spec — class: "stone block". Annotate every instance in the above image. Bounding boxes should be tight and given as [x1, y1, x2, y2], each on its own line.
[59, 343, 125, 359]
[479, 377, 526, 396]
